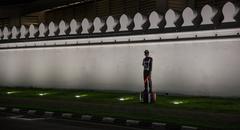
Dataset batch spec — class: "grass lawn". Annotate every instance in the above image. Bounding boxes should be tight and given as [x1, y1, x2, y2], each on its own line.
[0, 87, 240, 130]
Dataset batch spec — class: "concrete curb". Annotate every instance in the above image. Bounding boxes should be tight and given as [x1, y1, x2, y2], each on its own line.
[102, 117, 115, 123]
[81, 115, 92, 121]
[62, 113, 73, 118]
[12, 108, 20, 113]
[0, 106, 200, 130]
[126, 120, 140, 126]
[27, 110, 36, 115]
[152, 122, 167, 130]
[0, 107, 6, 111]
[44, 111, 54, 117]
[182, 125, 198, 130]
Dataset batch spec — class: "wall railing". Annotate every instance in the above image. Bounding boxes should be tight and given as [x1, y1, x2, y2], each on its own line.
[0, 2, 239, 44]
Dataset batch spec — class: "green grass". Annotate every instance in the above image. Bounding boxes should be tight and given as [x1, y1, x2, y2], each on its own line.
[1, 87, 240, 113]
[0, 87, 240, 130]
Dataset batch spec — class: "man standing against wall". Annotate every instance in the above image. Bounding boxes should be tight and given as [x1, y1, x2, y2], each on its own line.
[142, 50, 153, 93]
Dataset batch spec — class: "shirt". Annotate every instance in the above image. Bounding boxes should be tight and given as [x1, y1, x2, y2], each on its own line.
[142, 57, 153, 72]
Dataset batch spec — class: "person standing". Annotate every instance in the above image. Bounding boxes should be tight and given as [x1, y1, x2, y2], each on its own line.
[142, 50, 153, 93]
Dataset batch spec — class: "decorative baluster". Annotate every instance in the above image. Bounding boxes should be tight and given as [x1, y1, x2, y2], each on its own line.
[201, 4, 218, 25]
[222, 2, 239, 23]
[81, 18, 92, 34]
[165, 9, 180, 28]
[20, 25, 28, 39]
[11, 26, 19, 39]
[3, 27, 11, 40]
[69, 19, 80, 35]
[39, 23, 48, 37]
[29, 24, 38, 38]
[133, 12, 147, 30]
[119, 14, 132, 31]
[59, 20, 69, 36]
[149, 11, 163, 29]
[48, 21, 59, 37]
[0, 28, 3, 40]
[182, 7, 198, 27]
[106, 16, 118, 32]
[93, 17, 105, 33]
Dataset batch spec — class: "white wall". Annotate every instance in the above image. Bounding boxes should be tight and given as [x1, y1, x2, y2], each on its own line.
[0, 38, 240, 97]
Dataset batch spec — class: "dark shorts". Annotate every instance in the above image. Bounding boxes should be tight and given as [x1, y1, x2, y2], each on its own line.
[144, 71, 151, 77]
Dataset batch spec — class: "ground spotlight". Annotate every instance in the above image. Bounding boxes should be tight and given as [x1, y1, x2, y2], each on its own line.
[118, 97, 134, 101]
[6, 91, 18, 95]
[171, 100, 184, 105]
[75, 94, 88, 98]
[38, 93, 48, 96]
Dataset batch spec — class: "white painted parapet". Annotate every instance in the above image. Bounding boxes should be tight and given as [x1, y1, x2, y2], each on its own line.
[0, 1, 239, 40]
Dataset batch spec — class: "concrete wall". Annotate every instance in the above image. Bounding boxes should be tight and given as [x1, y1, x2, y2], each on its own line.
[0, 37, 240, 97]
[0, 1, 240, 97]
